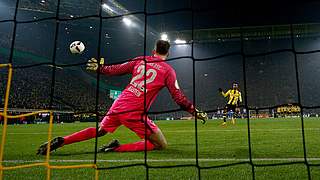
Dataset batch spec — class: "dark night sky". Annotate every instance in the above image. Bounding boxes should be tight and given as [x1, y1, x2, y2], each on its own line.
[1, 0, 320, 27]
[149, 0, 320, 29]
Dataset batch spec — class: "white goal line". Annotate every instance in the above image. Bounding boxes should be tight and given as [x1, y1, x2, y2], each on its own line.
[2, 158, 320, 163]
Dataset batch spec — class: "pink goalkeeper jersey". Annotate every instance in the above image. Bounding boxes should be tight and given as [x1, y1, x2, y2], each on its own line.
[100, 55, 194, 115]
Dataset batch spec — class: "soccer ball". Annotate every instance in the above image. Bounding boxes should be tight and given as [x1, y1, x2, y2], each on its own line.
[69, 41, 85, 54]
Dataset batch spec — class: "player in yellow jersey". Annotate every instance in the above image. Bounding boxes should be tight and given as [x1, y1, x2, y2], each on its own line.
[218, 82, 242, 126]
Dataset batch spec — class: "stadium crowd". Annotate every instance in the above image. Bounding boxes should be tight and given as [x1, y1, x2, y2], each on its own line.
[0, 66, 112, 112]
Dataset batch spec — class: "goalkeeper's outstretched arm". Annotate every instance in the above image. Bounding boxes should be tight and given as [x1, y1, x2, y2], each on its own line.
[86, 57, 138, 76]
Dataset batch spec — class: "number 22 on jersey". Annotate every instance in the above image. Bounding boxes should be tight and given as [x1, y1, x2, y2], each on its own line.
[130, 65, 157, 92]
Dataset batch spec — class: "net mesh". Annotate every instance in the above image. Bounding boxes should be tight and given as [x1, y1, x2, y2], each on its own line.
[0, 0, 320, 179]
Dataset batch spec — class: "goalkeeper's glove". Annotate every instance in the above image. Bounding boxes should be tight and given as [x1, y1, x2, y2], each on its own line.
[86, 58, 105, 71]
[194, 108, 208, 124]
[218, 88, 223, 93]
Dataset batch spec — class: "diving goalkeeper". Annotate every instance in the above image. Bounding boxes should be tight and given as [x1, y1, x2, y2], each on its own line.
[218, 82, 242, 126]
[37, 40, 207, 154]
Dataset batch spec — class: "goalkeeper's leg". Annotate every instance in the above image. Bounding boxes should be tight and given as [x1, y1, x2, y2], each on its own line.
[115, 115, 167, 152]
[99, 115, 167, 152]
[108, 129, 167, 152]
[37, 127, 107, 155]
[63, 126, 107, 145]
[62, 114, 121, 146]
[37, 115, 120, 155]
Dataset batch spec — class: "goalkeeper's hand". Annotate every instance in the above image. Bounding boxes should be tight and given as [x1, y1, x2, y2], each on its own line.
[218, 88, 223, 93]
[86, 58, 104, 71]
[194, 108, 208, 124]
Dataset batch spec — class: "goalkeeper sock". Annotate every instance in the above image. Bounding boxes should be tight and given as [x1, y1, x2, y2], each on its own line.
[63, 127, 96, 145]
[114, 140, 154, 152]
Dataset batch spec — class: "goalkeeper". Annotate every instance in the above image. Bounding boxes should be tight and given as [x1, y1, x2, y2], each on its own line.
[218, 82, 242, 126]
[37, 40, 207, 154]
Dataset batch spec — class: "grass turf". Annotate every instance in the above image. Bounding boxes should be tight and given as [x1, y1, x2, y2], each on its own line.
[0, 117, 319, 179]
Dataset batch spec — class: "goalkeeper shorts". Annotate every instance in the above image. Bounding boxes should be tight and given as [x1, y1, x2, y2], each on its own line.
[100, 112, 159, 139]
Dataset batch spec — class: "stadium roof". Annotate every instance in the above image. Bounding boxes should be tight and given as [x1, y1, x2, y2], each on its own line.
[3, 0, 320, 43]
[168, 23, 320, 43]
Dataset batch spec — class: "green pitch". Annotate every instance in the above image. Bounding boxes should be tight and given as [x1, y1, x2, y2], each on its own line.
[1, 118, 320, 179]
